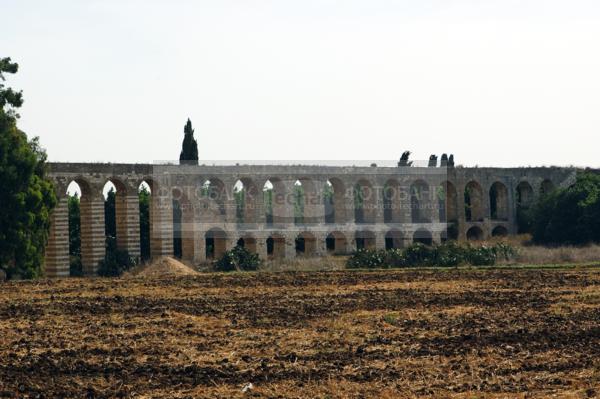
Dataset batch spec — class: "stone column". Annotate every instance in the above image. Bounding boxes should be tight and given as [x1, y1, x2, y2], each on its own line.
[150, 188, 174, 258]
[44, 196, 70, 277]
[80, 193, 106, 275]
[375, 231, 386, 251]
[115, 192, 141, 258]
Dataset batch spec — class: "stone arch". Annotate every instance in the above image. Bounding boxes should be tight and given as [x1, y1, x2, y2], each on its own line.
[205, 228, 227, 260]
[354, 179, 375, 224]
[413, 229, 433, 246]
[466, 226, 484, 241]
[66, 178, 105, 275]
[295, 231, 317, 256]
[489, 181, 509, 221]
[324, 178, 346, 224]
[266, 233, 286, 259]
[411, 180, 431, 223]
[201, 178, 226, 219]
[138, 180, 152, 261]
[234, 178, 260, 225]
[385, 229, 404, 250]
[464, 181, 484, 222]
[326, 231, 348, 254]
[355, 230, 376, 250]
[237, 234, 257, 254]
[264, 178, 286, 225]
[492, 225, 509, 237]
[516, 181, 534, 207]
[383, 179, 402, 224]
[540, 179, 555, 196]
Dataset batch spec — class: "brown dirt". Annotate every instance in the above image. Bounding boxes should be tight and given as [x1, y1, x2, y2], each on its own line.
[128, 256, 199, 277]
[1, 269, 600, 398]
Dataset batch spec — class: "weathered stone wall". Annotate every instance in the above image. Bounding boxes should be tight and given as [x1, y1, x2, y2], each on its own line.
[43, 162, 577, 277]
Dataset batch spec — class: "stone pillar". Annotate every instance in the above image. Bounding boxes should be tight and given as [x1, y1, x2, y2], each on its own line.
[456, 183, 467, 240]
[150, 189, 174, 258]
[44, 197, 70, 277]
[375, 231, 386, 251]
[80, 194, 106, 275]
[194, 233, 207, 264]
[284, 232, 297, 259]
[115, 192, 141, 258]
[256, 233, 268, 261]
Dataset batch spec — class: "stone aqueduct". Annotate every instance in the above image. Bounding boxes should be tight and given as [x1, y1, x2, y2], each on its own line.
[43, 162, 576, 277]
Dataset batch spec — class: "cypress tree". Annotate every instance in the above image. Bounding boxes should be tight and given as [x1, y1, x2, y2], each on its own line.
[179, 118, 198, 164]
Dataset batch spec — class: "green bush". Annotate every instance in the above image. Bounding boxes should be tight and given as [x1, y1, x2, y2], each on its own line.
[347, 249, 388, 269]
[97, 237, 137, 277]
[214, 246, 261, 272]
[465, 245, 497, 266]
[345, 242, 516, 269]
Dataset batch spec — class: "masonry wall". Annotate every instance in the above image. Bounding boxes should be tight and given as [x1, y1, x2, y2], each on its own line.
[43, 162, 577, 277]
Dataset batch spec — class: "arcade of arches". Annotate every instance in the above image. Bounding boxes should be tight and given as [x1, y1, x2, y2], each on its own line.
[43, 162, 573, 277]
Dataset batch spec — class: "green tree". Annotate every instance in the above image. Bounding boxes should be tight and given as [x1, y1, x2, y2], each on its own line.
[68, 194, 82, 276]
[0, 57, 56, 279]
[179, 118, 198, 164]
[139, 186, 151, 261]
[531, 172, 600, 245]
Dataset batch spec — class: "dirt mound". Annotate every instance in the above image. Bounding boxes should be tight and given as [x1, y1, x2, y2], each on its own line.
[131, 257, 198, 277]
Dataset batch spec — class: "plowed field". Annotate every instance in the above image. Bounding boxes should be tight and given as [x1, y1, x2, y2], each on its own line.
[1, 269, 600, 398]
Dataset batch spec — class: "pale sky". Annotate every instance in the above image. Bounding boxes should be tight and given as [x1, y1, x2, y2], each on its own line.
[3, 0, 600, 167]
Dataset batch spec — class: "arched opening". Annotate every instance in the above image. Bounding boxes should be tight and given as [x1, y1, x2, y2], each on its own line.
[466, 226, 484, 241]
[266, 233, 286, 259]
[411, 180, 431, 223]
[138, 181, 151, 262]
[385, 229, 404, 250]
[293, 180, 305, 225]
[264, 178, 286, 226]
[540, 179, 555, 196]
[489, 182, 509, 221]
[465, 181, 484, 222]
[234, 178, 259, 225]
[413, 229, 433, 246]
[383, 179, 402, 224]
[326, 231, 348, 254]
[295, 232, 316, 256]
[237, 235, 257, 253]
[205, 228, 227, 260]
[201, 178, 226, 220]
[516, 181, 534, 234]
[354, 179, 375, 224]
[66, 181, 83, 276]
[355, 230, 376, 250]
[516, 181, 534, 207]
[325, 178, 347, 224]
[492, 225, 509, 237]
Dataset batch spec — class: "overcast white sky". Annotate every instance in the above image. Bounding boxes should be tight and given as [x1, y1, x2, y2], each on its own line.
[3, 0, 600, 167]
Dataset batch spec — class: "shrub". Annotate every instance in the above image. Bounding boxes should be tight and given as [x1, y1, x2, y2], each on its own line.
[403, 243, 436, 266]
[433, 241, 467, 267]
[345, 242, 516, 269]
[97, 238, 137, 277]
[347, 249, 387, 269]
[465, 245, 497, 266]
[214, 246, 261, 272]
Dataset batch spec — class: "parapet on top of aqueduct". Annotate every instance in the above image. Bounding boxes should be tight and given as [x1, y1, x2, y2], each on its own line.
[43, 160, 576, 277]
